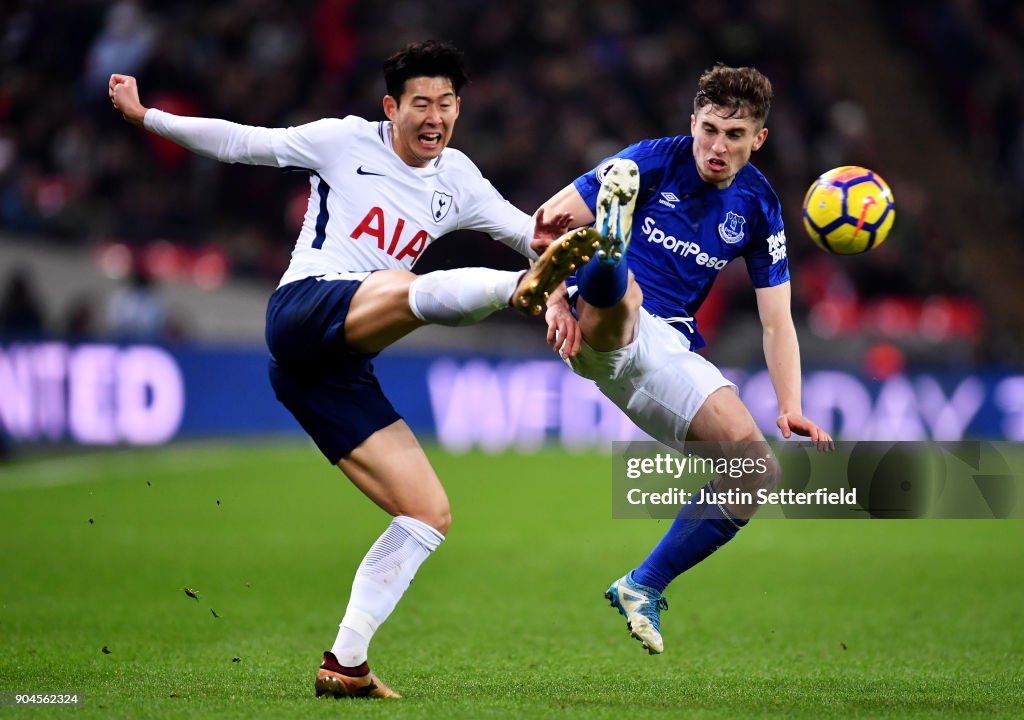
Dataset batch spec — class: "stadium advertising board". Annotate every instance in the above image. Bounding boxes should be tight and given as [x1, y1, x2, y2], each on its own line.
[1, 342, 1024, 448]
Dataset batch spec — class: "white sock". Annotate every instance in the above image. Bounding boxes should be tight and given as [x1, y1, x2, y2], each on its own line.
[330, 515, 444, 666]
[408, 268, 520, 326]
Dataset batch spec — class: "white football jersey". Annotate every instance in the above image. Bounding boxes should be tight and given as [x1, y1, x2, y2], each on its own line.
[143, 109, 535, 287]
[271, 116, 534, 286]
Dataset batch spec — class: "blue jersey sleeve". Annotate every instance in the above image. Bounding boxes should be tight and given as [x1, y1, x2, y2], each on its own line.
[743, 190, 790, 288]
[572, 172, 600, 212]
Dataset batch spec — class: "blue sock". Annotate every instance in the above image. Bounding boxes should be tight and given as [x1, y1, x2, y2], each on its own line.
[576, 256, 628, 308]
[632, 481, 748, 593]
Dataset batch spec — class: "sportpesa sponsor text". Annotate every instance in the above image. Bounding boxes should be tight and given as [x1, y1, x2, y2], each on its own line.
[639, 216, 787, 268]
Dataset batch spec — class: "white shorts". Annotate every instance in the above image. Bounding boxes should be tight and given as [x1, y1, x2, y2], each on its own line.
[565, 308, 735, 449]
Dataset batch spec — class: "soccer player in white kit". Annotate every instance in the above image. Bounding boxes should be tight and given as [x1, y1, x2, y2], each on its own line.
[109, 41, 597, 698]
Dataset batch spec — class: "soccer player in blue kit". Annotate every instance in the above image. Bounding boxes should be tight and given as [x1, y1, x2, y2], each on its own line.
[539, 64, 833, 654]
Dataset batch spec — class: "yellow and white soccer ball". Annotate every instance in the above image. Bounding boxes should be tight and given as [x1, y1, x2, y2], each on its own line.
[802, 166, 895, 254]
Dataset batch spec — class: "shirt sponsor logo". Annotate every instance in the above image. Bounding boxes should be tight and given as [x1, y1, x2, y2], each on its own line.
[350, 207, 428, 262]
[717, 211, 746, 244]
[767, 230, 787, 264]
[640, 217, 728, 270]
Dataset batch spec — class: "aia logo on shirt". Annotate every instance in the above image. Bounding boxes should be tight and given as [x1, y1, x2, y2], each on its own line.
[350, 207, 428, 262]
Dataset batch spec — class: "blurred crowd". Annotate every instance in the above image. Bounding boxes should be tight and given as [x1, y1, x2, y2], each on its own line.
[877, 0, 1024, 225]
[0, 0, 1004, 366]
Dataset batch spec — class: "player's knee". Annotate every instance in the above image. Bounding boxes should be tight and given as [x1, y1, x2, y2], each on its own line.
[722, 438, 779, 496]
[433, 507, 451, 536]
[758, 448, 782, 495]
[748, 444, 781, 496]
[406, 504, 451, 536]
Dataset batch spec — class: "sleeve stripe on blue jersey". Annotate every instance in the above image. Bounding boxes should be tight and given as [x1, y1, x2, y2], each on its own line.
[312, 174, 331, 249]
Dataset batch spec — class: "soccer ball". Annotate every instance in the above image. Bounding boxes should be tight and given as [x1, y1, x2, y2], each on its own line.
[802, 166, 895, 254]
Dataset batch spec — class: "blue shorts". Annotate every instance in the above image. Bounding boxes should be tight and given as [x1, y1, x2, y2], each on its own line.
[265, 275, 401, 464]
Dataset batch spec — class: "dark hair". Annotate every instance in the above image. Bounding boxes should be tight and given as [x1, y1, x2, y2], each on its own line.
[693, 64, 773, 125]
[383, 40, 469, 101]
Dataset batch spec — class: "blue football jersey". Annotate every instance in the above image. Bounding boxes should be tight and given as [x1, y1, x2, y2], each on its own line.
[572, 135, 789, 350]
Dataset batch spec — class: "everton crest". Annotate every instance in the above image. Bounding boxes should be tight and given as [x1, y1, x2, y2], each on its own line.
[431, 191, 453, 223]
[717, 211, 746, 244]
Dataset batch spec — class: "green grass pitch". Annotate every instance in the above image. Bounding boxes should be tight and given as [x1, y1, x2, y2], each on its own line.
[1, 441, 1022, 719]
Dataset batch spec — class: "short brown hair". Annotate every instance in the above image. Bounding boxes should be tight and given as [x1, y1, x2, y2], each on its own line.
[693, 64, 773, 126]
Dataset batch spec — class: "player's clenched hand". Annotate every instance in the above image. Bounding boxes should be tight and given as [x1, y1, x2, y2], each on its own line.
[777, 413, 834, 452]
[109, 74, 148, 127]
[545, 286, 580, 359]
[529, 208, 573, 255]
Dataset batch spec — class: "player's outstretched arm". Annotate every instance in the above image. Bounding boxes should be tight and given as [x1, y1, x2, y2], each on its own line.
[755, 283, 834, 451]
[107, 73, 287, 167]
[109, 74, 148, 126]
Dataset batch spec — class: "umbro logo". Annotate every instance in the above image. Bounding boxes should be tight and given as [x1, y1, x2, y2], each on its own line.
[356, 166, 385, 176]
[659, 191, 679, 209]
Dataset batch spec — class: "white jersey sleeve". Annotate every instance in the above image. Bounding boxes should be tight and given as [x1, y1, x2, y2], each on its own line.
[143, 109, 352, 171]
[143, 108, 279, 165]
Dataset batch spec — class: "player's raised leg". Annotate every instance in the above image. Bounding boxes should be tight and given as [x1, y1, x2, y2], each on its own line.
[593, 159, 639, 266]
[342, 229, 598, 354]
[317, 420, 450, 699]
[343, 267, 520, 353]
[574, 159, 644, 351]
